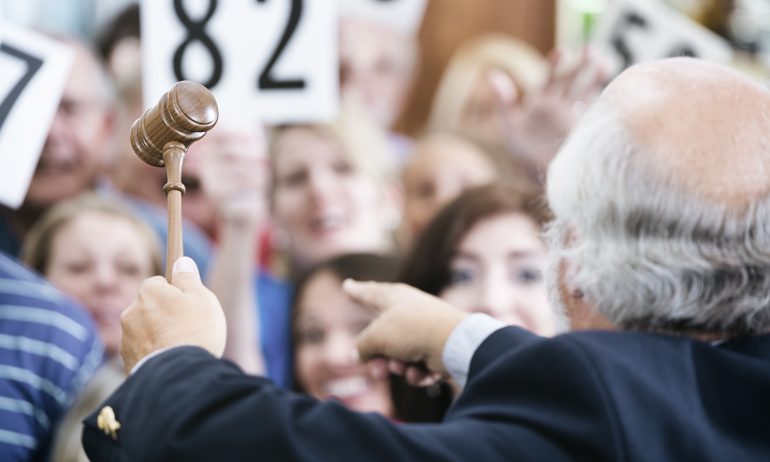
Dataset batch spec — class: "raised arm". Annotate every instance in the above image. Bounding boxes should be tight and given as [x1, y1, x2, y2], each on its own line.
[84, 265, 616, 461]
[199, 128, 270, 374]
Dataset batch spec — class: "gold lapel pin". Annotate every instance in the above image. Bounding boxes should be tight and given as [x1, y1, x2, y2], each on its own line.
[97, 406, 121, 440]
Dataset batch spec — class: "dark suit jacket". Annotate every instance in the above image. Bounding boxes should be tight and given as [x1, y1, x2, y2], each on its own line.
[82, 327, 770, 461]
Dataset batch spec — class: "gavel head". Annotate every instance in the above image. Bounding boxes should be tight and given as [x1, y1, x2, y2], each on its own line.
[130, 81, 218, 167]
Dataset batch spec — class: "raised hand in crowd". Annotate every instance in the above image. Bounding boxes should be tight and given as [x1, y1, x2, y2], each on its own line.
[195, 126, 271, 375]
[494, 47, 607, 173]
[198, 127, 271, 227]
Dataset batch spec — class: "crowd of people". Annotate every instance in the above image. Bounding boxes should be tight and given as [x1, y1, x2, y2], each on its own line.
[1, 2, 769, 462]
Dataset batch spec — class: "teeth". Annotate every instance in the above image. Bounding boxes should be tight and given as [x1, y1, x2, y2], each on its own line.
[319, 216, 342, 230]
[310, 212, 345, 232]
[325, 376, 367, 398]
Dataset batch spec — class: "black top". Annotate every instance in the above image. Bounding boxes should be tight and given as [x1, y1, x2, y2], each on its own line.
[83, 326, 770, 461]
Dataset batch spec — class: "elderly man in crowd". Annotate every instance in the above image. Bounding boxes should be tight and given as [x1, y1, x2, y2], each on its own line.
[83, 57, 770, 461]
[0, 37, 115, 256]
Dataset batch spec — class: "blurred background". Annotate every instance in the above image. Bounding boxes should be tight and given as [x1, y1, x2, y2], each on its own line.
[3, 0, 769, 136]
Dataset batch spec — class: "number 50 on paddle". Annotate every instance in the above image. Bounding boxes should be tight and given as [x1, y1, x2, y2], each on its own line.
[141, 0, 338, 123]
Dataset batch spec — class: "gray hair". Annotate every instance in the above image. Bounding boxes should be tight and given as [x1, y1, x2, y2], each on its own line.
[545, 100, 770, 335]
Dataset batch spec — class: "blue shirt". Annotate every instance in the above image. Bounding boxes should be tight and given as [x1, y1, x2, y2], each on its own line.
[254, 273, 292, 388]
[0, 252, 103, 462]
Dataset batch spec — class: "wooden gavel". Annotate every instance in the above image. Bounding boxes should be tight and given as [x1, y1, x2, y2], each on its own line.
[130, 81, 218, 279]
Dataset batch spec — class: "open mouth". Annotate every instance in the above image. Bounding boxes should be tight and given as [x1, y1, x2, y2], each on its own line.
[90, 306, 126, 328]
[36, 153, 78, 175]
[324, 376, 368, 400]
[307, 209, 349, 236]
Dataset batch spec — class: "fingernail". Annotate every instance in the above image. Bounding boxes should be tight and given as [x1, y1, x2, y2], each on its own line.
[172, 257, 198, 274]
[342, 278, 356, 291]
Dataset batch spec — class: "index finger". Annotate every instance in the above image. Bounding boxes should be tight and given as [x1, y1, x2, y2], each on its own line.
[342, 279, 396, 313]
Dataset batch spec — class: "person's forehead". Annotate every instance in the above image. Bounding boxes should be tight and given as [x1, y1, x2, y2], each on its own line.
[275, 129, 340, 163]
[458, 213, 543, 254]
[62, 48, 107, 98]
[51, 212, 148, 255]
[296, 272, 372, 322]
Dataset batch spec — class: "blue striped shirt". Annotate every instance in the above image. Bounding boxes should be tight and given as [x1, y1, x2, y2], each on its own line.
[0, 252, 103, 462]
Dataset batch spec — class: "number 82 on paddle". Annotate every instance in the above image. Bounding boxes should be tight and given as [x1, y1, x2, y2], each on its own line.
[141, 0, 338, 123]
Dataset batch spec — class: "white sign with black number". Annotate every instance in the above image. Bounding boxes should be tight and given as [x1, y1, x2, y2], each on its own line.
[141, 0, 338, 124]
[0, 24, 73, 209]
[592, 0, 733, 75]
[338, 0, 428, 36]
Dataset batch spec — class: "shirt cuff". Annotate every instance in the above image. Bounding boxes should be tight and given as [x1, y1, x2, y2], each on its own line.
[130, 345, 191, 375]
[442, 314, 505, 388]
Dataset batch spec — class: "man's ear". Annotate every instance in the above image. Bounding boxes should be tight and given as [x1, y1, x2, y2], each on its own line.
[559, 272, 606, 330]
[557, 229, 614, 331]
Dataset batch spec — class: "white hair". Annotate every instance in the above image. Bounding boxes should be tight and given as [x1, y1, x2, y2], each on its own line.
[545, 100, 770, 335]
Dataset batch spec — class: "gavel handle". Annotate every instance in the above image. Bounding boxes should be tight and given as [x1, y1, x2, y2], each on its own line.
[163, 141, 187, 280]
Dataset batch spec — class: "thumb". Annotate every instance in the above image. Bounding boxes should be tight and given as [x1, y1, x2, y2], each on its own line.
[487, 67, 518, 108]
[171, 257, 202, 293]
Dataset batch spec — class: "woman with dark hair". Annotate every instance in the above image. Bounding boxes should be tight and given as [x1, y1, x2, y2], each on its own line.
[394, 183, 556, 421]
[401, 182, 554, 331]
[291, 253, 450, 421]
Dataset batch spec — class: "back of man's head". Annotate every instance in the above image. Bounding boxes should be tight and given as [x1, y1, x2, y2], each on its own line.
[546, 58, 770, 336]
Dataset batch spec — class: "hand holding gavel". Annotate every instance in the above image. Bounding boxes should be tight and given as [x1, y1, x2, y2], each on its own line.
[130, 81, 218, 279]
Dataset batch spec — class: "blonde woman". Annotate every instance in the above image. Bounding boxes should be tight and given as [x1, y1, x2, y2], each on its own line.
[269, 107, 403, 270]
[205, 107, 403, 388]
[22, 193, 162, 357]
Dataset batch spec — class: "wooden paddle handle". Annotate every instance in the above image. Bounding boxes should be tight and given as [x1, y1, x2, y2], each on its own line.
[129, 81, 218, 279]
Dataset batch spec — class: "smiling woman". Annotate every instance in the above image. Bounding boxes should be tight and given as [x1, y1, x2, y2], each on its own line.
[291, 253, 399, 415]
[392, 182, 555, 422]
[401, 182, 554, 334]
[291, 253, 452, 422]
[269, 107, 402, 272]
[21, 193, 162, 356]
[440, 210, 551, 330]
